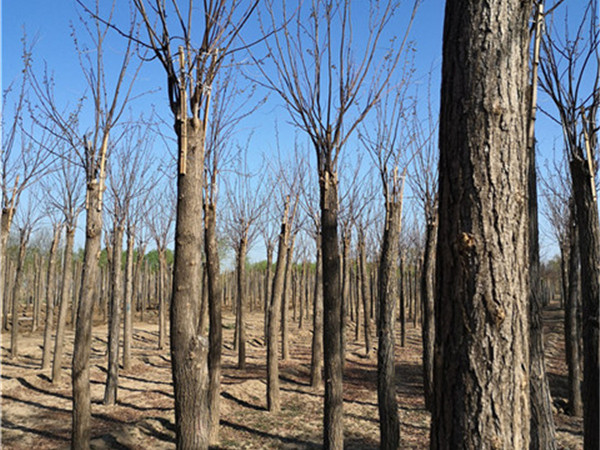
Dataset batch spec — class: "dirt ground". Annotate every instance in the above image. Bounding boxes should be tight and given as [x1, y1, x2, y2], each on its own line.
[1, 303, 583, 449]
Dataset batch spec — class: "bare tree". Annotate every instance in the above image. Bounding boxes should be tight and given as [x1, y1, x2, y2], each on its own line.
[29, 1, 140, 444]
[2, 40, 54, 330]
[539, 3, 599, 445]
[361, 80, 415, 448]
[223, 150, 266, 370]
[255, 1, 417, 445]
[540, 157, 583, 417]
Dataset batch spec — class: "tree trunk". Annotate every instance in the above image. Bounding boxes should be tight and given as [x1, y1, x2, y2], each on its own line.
[320, 168, 343, 449]
[570, 155, 600, 449]
[53, 225, 75, 384]
[170, 120, 209, 449]
[104, 221, 124, 405]
[341, 233, 351, 361]
[42, 224, 62, 369]
[377, 200, 402, 450]
[267, 217, 290, 412]
[10, 227, 30, 359]
[122, 225, 135, 372]
[72, 181, 103, 449]
[204, 202, 222, 444]
[1, 206, 14, 331]
[432, 0, 532, 447]
[236, 236, 248, 370]
[565, 215, 583, 417]
[264, 243, 273, 344]
[281, 235, 295, 361]
[310, 239, 324, 389]
[158, 248, 167, 350]
[528, 111, 557, 450]
[359, 230, 371, 357]
[421, 218, 437, 412]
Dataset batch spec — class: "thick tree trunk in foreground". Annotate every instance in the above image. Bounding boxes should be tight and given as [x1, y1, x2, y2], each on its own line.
[53, 225, 75, 384]
[104, 222, 124, 405]
[320, 169, 343, 450]
[170, 121, 209, 449]
[431, 0, 532, 447]
[205, 203, 222, 444]
[72, 181, 103, 449]
[42, 224, 62, 370]
[267, 218, 289, 412]
[570, 156, 600, 450]
[377, 200, 402, 450]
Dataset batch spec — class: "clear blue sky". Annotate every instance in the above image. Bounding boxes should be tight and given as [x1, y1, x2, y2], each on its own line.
[1, 0, 582, 261]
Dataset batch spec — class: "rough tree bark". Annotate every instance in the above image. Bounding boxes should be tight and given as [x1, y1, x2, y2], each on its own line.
[281, 234, 295, 361]
[431, 0, 532, 447]
[377, 197, 403, 449]
[570, 154, 599, 449]
[10, 226, 30, 359]
[170, 120, 210, 449]
[358, 229, 371, 357]
[72, 180, 103, 448]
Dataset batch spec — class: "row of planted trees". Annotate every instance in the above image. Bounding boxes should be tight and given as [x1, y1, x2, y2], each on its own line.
[2, 0, 598, 449]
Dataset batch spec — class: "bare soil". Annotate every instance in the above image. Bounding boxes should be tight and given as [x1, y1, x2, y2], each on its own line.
[1, 303, 582, 449]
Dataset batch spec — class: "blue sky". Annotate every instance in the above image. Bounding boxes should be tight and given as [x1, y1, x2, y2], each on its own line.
[1, 0, 585, 262]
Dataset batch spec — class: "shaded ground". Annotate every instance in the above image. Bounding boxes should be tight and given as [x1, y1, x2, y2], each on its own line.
[1, 302, 582, 449]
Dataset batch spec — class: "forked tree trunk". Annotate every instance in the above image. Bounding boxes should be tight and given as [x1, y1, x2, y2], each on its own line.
[320, 168, 343, 449]
[104, 221, 124, 405]
[205, 202, 222, 444]
[72, 181, 103, 449]
[42, 224, 62, 369]
[570, 155, 600, 449]
[53, 225, 75, 384]
[310, 239, 324, 389]
[267, 217, 290, 412]
[432, 0, 532, 447]
[421, 217, 437, 412]
[170, 120, 209, 449]
[377, 199, 402, 450]
[122, 226, 135, 372]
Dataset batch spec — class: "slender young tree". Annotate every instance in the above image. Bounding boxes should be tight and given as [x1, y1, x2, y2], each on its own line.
[432, 0, 533, 447]
[256, 2, 417, 445]
[41, 220, 62, 370]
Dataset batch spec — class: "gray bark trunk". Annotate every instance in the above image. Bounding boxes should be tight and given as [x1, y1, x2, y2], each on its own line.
[122, 226, 134, 372]
[432, 0, 532, 447]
